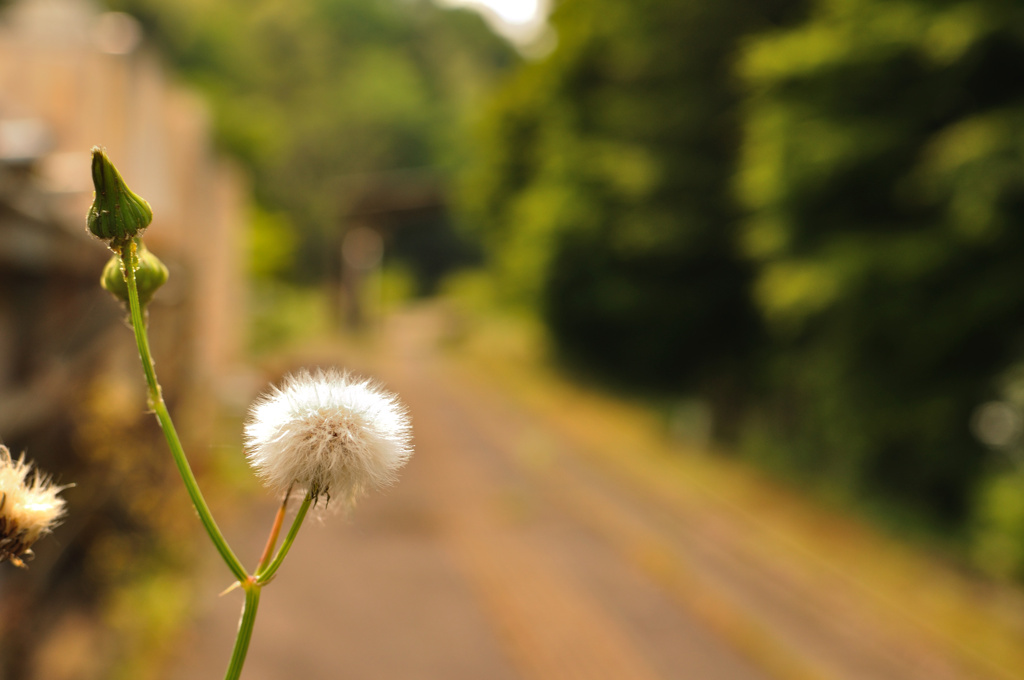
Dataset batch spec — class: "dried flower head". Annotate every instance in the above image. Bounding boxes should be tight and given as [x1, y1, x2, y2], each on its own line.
[0, 446, 68, 567]
[244, 369, 412, 505]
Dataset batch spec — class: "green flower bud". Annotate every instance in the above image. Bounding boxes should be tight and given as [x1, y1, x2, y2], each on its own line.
[101, 240, 169, 308]
[87, 147, 153, 247]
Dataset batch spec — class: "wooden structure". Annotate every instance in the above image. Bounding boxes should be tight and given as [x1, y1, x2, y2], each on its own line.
[0, 1, 248, 678]
[0, 0, 247, 400]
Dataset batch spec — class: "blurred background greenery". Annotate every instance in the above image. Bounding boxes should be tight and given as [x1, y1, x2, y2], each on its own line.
[5, 0, 1024, 674]
[104, 0, 1024, 577]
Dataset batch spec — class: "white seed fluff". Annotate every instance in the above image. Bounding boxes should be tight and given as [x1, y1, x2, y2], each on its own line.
[0, 445, 68, 567]
[244, 369, 412, 504]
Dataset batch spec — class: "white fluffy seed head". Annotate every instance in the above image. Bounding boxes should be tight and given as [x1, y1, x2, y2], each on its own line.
[244, 369, 413, 505]
[0, 445, 68, 567]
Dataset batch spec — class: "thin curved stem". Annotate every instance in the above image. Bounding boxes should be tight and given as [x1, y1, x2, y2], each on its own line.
[119, 243, 248, 583]
[223, 582, 261, 680]
[255, 485, 293, 574]
[256, 491, 313, 585]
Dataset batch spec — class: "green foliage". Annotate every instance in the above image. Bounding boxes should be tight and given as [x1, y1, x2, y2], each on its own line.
[111, 0, 1024, 549]
[464, 0, 1024, 538]
[109, 0, 516, 282]
[247, 206, 297, 279]
[460, 0, 799, 403]
[737, 0, 1024, 523]
[248, 282, 333, 354]
[369, 263, 417, 313]
[972, 469, 1024, 580]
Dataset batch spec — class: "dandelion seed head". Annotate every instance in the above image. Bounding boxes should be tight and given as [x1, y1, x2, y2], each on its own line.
[244, 369, 412, 505]
[0, 446, 68, 567]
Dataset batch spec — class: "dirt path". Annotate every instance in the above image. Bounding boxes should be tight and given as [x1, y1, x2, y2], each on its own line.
[167, 307, 1021, 680]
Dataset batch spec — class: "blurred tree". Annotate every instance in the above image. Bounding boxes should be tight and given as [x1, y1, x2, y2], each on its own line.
[461, 0, 801, 434]
[108, 0, 516, 284]
[736, 0, 1024, 525]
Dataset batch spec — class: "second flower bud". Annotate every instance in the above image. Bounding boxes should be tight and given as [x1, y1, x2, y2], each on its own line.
[101, 240, 169, 310]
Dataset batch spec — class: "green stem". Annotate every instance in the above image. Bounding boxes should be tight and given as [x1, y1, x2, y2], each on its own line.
[119, 243, 248, 583]
[256, 491, 313, 584]
[224, 582, 261, 680]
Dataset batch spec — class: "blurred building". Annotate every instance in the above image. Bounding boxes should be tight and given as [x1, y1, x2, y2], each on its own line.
[0, 1, 248, 677]
[0, 0, 247, 394]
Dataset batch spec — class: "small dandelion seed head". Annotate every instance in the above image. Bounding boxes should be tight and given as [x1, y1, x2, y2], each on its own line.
[244, 369, 413, 506]
[0, 445, 69, 568]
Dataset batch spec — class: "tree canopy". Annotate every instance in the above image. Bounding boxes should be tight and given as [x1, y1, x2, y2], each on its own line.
[111, 0, 517, 281]
[738, 0, 1024, 524]
[460, 0, 800, 409]
[115, 0, 1024, 569]
[463, 0, 1024, 546]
